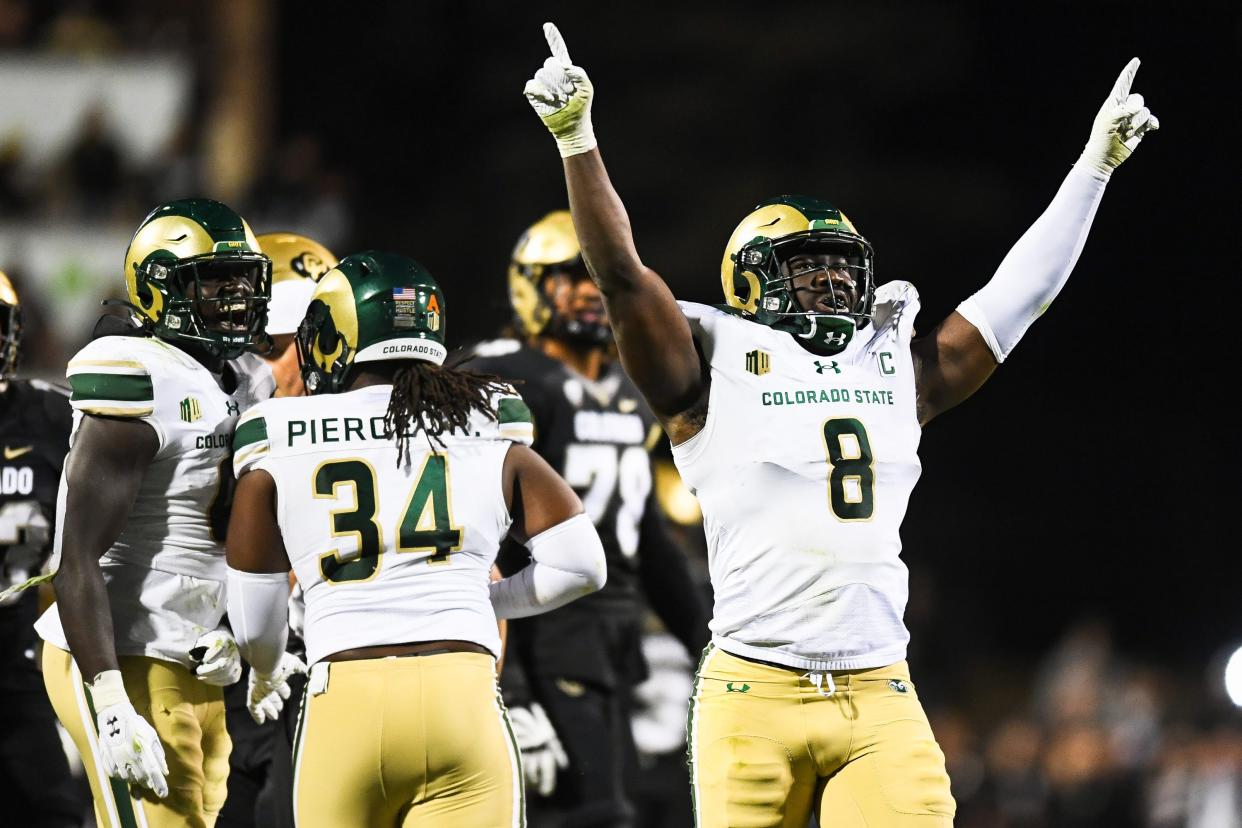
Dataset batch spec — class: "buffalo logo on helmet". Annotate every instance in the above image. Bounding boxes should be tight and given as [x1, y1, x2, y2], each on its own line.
[292, 252, 332, 282]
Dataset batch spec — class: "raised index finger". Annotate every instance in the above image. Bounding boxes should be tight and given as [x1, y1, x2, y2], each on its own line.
[1110, 57, 1140, 104]
[544, 22, 571, 66]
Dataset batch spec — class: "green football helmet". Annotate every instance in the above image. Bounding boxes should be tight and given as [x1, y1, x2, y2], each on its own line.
[124, 198, 271, 359]
[720, 195, 875, 356]
[297, 251, 447, 395]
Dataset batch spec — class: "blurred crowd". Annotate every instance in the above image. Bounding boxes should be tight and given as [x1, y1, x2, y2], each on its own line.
[1, 0, 354, 376]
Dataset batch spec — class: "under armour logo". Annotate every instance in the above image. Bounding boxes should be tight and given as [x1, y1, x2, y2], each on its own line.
[106, 716, 121, 737]
[888, 679, 908, 694]
[813, 360, 840, 374]
[226, 401, 241, 416]
[725, 682, 751, 693]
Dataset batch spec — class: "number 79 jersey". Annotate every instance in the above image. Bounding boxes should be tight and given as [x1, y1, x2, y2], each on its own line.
[232, 384, 535, 665]
[672, 282, 923, 673]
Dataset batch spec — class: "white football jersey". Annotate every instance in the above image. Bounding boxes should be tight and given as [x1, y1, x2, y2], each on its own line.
[233, 384, 534, 665]
[672, 282, 923, 672]
[37, 335, 270, 666]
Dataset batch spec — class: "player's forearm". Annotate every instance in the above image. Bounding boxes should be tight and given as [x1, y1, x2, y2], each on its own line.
[227, 567, 289, 675]
[491, 513, 606, 619]
[956, 164, 1107, 362]
[564, 149, 652, 295]
[55, 556, 120, 680]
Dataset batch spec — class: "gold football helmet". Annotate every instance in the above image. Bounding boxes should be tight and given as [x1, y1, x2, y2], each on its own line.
[257, 232, 338, 336]
[508, 210, 608, 344]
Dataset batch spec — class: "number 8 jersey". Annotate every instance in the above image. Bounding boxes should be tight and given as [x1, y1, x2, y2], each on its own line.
[672, 282, 923, 673]
[232, 384, 535, 666]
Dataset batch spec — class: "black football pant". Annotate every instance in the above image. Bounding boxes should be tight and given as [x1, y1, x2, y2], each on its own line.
[527, 675, 636, 828]
[216, 666, 306, 828]
[0, 596, 84, 828]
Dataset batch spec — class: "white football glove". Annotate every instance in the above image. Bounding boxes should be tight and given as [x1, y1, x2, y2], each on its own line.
[90, 670, 169, 799]
[508, 702, 569, 797]
[247, 652, 307, 725]
[1078, 57, 1159, 178]
[190, 629, 242, 687]
[524, 22, 596, 158]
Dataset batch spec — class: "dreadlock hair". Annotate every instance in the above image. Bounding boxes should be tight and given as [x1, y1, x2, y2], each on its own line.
[383, 360, 511, 466]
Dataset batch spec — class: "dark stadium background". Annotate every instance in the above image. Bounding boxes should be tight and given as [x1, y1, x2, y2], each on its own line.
[3, 2, 1238, 825]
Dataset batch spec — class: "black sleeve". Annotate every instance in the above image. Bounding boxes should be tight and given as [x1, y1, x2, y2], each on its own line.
[636, 489, 711, 658]
[42, 385, 74, 451]
[494, 536, 535, 707]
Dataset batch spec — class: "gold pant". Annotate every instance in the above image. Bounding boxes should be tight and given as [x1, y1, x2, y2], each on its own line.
[292, 652, 523, 827]
[689, 647, 955, 827]
[41, 644, 231, 828]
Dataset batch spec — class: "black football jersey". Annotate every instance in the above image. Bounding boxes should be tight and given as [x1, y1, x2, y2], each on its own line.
[470, 340, 658, 614]
[0, 379, 72, 666]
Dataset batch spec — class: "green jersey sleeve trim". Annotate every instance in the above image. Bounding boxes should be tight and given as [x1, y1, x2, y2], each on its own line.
[67, 372, 155, 416]
[233, 409, 272, 477]
[496, 395, 535, 445]
[497, 397, 532, 426]
[233, 416, 268, 452]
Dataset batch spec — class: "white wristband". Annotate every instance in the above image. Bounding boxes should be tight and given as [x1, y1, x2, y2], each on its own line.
[555, 126, 597, 159]
[89, 669, 129, 709]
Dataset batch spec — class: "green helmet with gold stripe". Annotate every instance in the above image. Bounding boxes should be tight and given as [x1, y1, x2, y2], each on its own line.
[720, 195, 875, 356]
[297, 251, 447, 395]
[124, 198, 271, 359]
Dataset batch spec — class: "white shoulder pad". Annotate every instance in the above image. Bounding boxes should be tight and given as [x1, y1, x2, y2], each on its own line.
[468, 384, 533, 445]
[66, 336, 163, 418]
[229, 352, 277, 409]
[871, 281, 921, 337]
[233, 402, 272, 477]
[677, 301, 730, 361]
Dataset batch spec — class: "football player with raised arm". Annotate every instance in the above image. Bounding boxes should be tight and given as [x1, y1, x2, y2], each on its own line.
[522, 24, 1158, 828]
[471, 211, 709, 825]
[0, 272, 83, 826]
[225, 251, 607, 827]
[34, 199, 272, 828]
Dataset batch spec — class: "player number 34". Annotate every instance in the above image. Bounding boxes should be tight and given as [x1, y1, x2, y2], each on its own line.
[313, 455, 462, 584]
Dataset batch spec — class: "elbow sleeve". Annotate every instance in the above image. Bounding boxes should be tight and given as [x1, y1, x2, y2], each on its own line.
[226, 567, 289, 675]
[490, 512, 606, 620]
[958, 163, 1108, 362]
